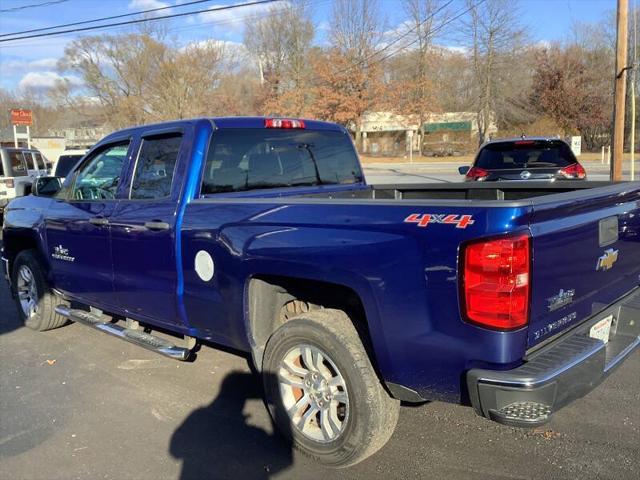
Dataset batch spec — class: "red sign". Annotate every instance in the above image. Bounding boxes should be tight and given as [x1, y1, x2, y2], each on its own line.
[10, 109, 33, 126]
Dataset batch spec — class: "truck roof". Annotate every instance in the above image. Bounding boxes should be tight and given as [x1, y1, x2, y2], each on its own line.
[100, 117, 347, 144]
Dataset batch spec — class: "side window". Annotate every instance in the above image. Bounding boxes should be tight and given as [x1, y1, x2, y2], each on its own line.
[130, 134, 182, 200]
[33, 152, 46, 170]
[72, 142, 129, 201]
[8, 151, 27, 176]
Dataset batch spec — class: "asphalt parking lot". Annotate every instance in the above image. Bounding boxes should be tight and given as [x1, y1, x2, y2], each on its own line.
[1, 166, 639, 480]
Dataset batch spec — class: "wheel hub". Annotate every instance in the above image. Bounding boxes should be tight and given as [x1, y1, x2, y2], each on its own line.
[305, 373, 331, 408]
[278, 344, 349, 443]
[16, 265, 38, 319]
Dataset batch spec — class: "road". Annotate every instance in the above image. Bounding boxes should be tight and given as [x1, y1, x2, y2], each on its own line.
[1, 169, 639, 480]
[361, 160, 634, 184]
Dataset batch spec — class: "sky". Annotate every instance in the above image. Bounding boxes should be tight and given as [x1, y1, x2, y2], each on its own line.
[0, 0, 617, 92]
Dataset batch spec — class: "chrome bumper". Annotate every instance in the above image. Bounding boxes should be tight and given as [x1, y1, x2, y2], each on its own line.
[467, 287, 640, 427]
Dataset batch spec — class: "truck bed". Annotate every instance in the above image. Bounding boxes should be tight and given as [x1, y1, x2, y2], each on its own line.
[299, 180, 618, 202]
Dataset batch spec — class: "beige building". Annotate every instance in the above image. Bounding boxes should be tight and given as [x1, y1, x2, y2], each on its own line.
[359, 111, 498, 156]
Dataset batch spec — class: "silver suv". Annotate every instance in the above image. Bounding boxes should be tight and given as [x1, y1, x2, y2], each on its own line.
[1, 147, 49, 220]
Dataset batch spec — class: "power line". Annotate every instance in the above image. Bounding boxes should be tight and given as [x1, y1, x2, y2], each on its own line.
[333, 0, 484, 76]
[0, 0, 68, 13]
[165, 0, 325, 36]
[373, 0, 454, 62]
[375, 0, 490, 80]
[0, 0, 280, 43]
[370, 0, 488, 68]
[330, 0, 453, 77]
[0, 0, 215, 38]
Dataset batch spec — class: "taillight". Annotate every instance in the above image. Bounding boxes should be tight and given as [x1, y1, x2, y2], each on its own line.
[461, 233, 531, 330]
[265, 118, 306, 129]
[466, 166, 489, 181]
[560, 163, 586, 179]
[0, 178, 15, 188]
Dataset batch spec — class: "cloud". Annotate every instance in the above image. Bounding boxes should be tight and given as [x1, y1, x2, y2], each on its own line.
[127, 0, 172, 18]
[437, 45, 468, 55]
[128, 0, 170, 10]
[195, 2, 279, 34]
[1, 57, 59, 75]
[18, 71, 83, 90]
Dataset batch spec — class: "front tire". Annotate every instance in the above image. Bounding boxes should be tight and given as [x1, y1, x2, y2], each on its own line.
[262, 309, 400, 467]
[11, 250, 67, 331]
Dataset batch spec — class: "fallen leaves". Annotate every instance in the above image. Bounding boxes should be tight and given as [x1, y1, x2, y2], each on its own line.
[532, 427, 562, 440]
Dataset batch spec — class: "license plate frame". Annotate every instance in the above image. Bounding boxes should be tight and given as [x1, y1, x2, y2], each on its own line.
[589, 315, 614, 344]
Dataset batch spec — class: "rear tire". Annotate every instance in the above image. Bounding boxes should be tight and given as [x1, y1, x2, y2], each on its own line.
[262, 309, 400, 467]
[11, 250, 67, 331]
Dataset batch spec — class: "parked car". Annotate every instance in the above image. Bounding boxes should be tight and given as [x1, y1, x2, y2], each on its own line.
[459, 137, 587, 181]
[0, 147, 46, 222]
[2, 118, 639, 467]
[53, 150, 87, 180]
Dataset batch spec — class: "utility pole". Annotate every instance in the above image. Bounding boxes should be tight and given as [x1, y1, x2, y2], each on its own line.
[630, 2, 637, 181]
[612, 0, 629, 181]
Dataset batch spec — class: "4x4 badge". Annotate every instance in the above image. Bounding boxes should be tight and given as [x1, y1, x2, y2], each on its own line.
[596, 248, 618, 271]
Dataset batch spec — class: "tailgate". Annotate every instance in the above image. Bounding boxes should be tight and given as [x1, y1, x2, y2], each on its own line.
[527, 183, 640, 347]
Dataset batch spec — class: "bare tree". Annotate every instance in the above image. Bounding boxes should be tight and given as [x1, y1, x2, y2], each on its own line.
[243, 1, 314, 115]
[399, 0, 452, 147]
[149, 41, 226, 120]
[59, 28, 227, 128]
[329, 0, 384, 150]
[462, 0, 527, 144]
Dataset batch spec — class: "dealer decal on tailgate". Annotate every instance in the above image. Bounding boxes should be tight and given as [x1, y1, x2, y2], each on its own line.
[404, 213, 475, 229]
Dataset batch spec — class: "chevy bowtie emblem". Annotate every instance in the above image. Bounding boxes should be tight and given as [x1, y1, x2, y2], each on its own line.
[596, 248, 619, 271]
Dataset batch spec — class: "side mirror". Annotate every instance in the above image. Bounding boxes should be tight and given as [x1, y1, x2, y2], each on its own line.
[33, 176, 63, 197]
[458, 166, 470, 175]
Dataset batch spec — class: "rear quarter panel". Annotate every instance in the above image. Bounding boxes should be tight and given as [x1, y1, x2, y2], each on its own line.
[181, 199, 533, 402]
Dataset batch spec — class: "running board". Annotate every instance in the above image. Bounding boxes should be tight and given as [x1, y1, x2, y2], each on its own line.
[55, 306, 191, 361]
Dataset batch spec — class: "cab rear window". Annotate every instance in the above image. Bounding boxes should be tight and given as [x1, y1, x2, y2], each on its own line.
[202, 129, 363, 195]
[476, 141, 576, 170]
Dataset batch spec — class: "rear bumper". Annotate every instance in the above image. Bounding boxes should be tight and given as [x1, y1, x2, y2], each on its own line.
[467, 287, 640, 427]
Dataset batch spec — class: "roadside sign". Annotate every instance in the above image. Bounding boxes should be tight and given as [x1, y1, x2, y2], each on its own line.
[570, 136, 581, 157]
[10, 109, 33, 126]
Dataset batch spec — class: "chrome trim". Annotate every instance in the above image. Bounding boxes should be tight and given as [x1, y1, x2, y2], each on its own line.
[1, 255, 10, 285]
[605, 336, 640, 372]
[55, 306, 190, 361]
[475, 340, 605, 388]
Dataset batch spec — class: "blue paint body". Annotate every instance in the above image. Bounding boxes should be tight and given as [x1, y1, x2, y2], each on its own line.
[4, 117, 640, 404]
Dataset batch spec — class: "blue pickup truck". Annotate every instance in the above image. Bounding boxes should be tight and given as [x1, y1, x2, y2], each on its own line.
[2, 117, 640, 467]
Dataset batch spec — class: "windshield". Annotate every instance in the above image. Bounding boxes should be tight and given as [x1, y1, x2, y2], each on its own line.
[476, 140, 577, 170]
[55, 155, 84, 177]
[202, 129, 363, 194]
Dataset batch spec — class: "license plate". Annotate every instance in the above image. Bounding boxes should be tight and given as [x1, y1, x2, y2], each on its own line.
[590, 315, 614, 344]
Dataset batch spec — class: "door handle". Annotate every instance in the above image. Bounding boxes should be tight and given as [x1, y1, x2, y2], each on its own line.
[89, 217, 109, 226]
[144, 221, 170, 231]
